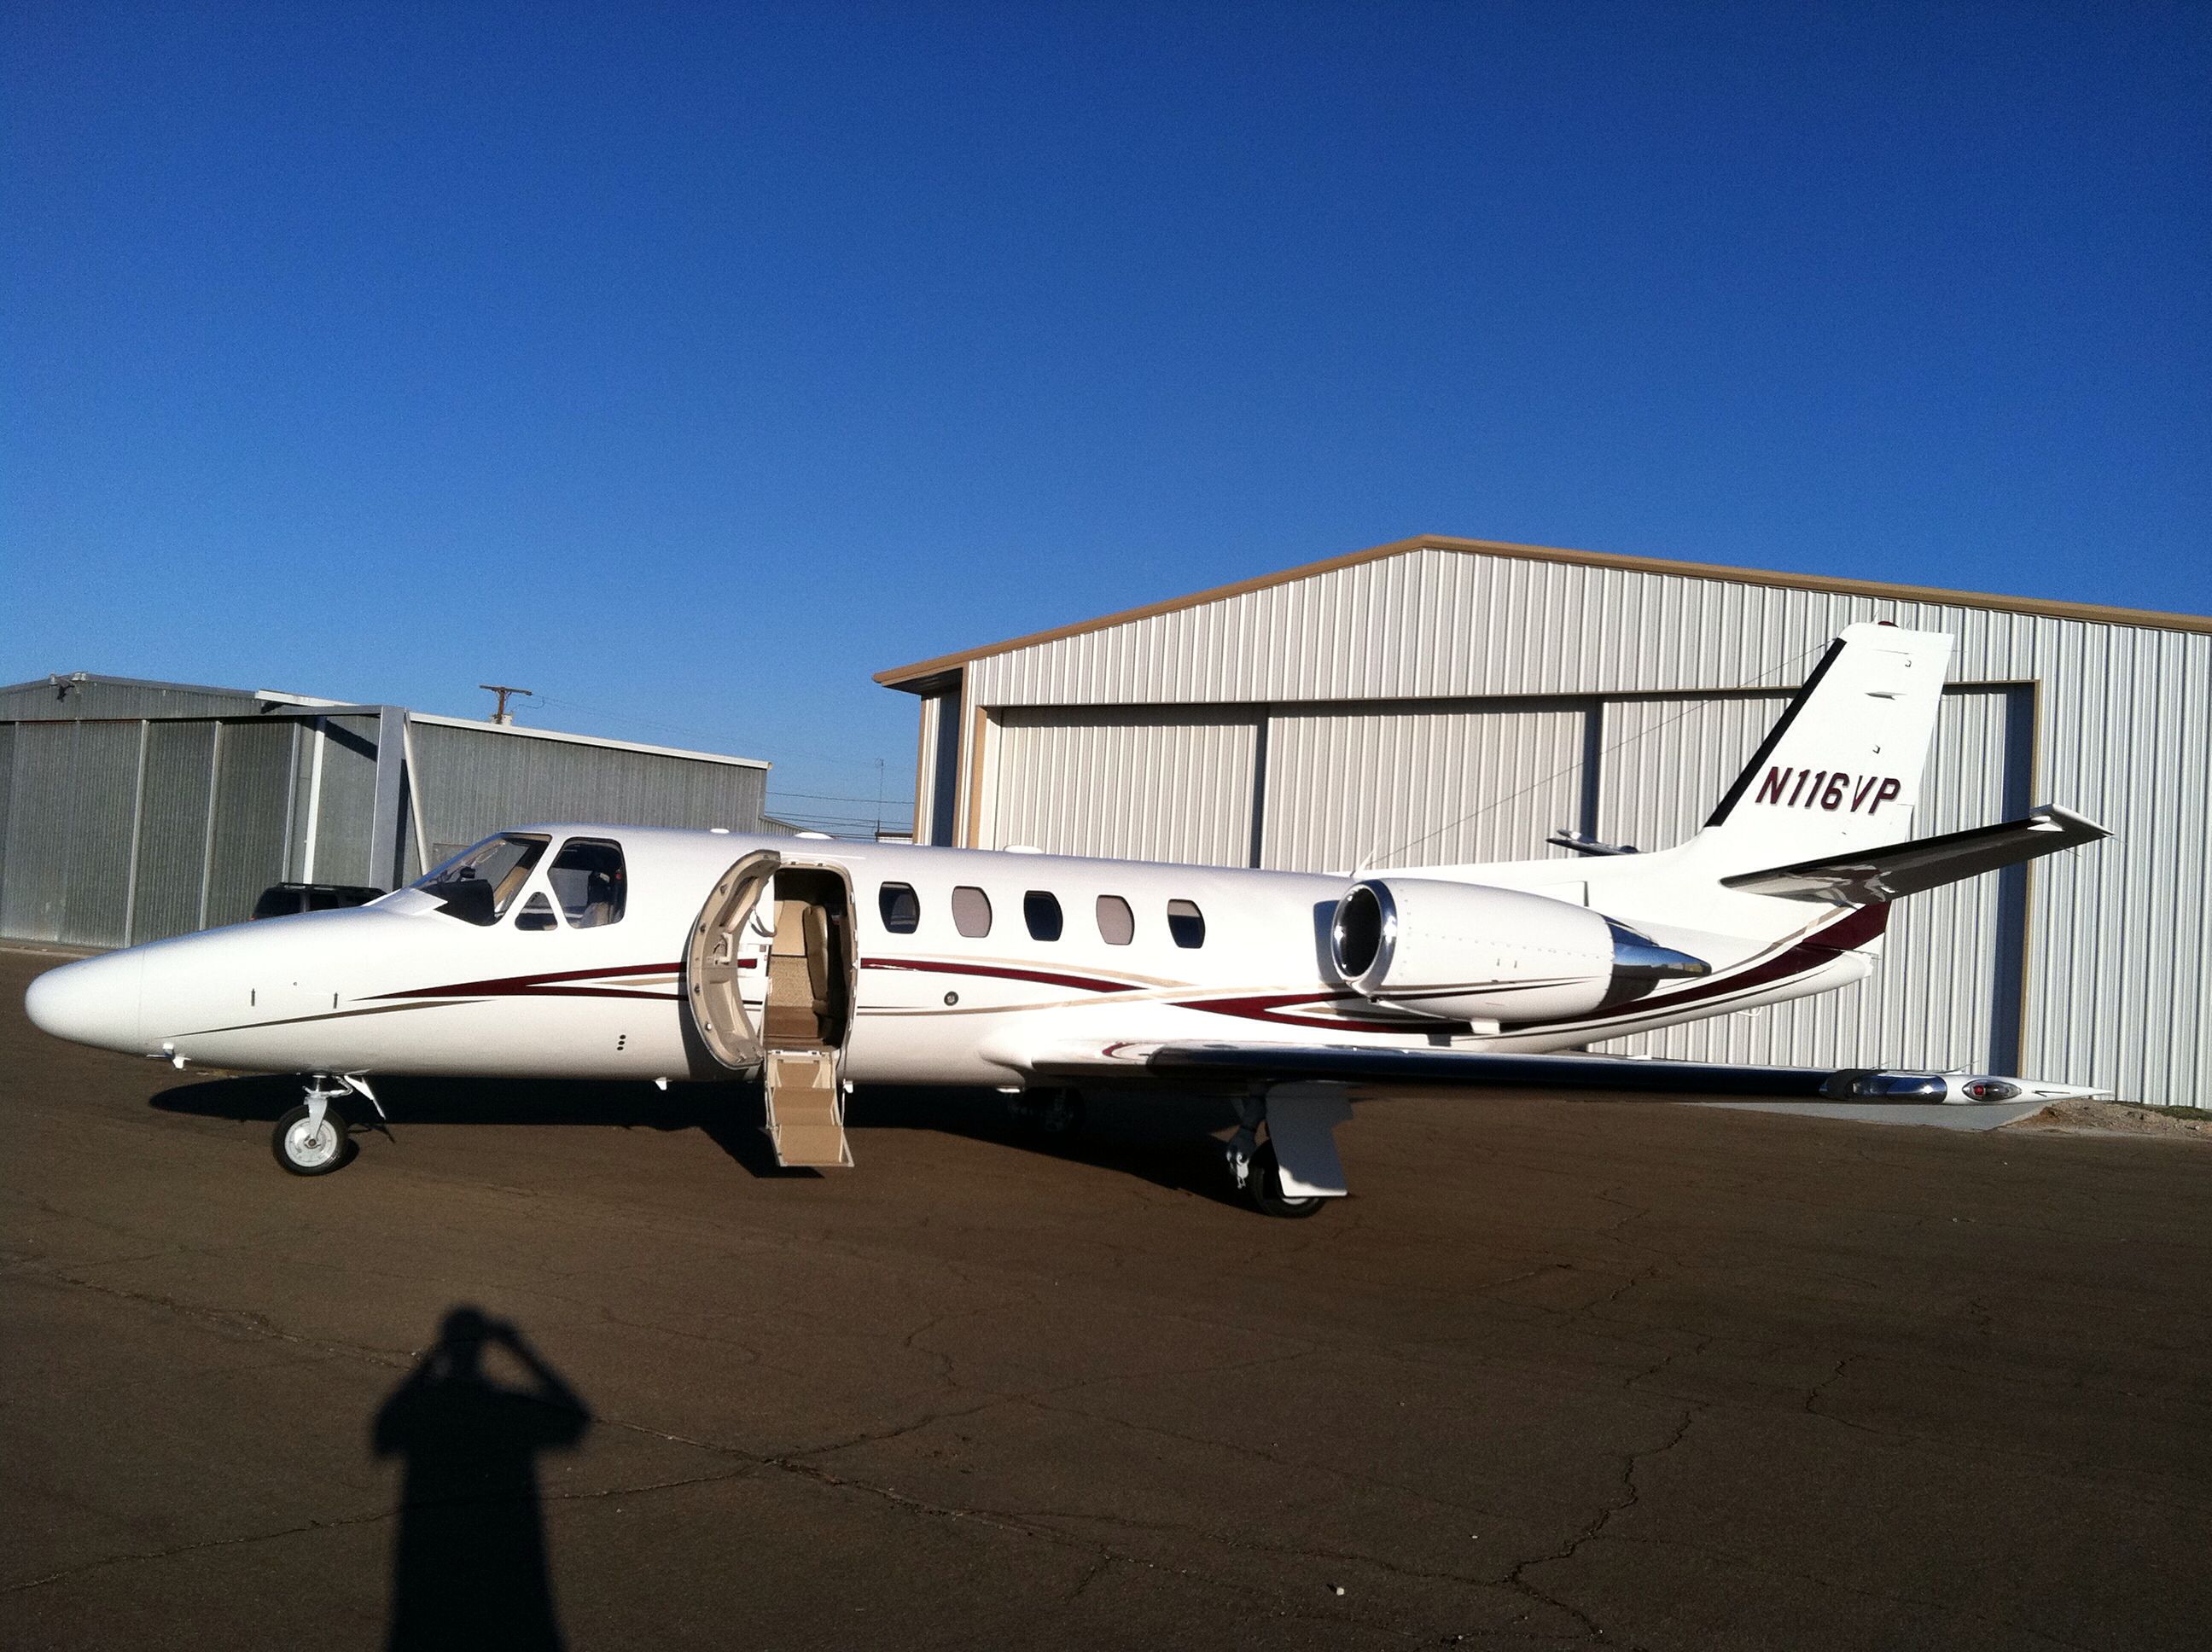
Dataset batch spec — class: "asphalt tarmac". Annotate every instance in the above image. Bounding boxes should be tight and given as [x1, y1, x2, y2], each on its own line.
[3, 945, 2209, 1651]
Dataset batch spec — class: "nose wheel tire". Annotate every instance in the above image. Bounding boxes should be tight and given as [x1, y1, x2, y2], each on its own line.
[272, 1102, 352, 1176]
[1246, 1141, 1326, 1219]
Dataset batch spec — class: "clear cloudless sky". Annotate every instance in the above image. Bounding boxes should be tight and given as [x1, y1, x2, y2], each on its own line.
[4, 3, 2206, 829]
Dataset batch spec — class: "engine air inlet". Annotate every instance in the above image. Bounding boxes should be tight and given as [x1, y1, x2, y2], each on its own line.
[1330, 882, 1395, 983]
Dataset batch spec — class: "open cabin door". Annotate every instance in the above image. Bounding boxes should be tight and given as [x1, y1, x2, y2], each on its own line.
[756, 864, 859, 1169]
[684, 850, 782, 1071]
[686, 851, 859, 1170]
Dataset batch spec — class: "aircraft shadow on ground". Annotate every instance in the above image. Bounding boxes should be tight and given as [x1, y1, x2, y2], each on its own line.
[150, 1075, 1249, 1204]
[374, 1305, 589, 1652]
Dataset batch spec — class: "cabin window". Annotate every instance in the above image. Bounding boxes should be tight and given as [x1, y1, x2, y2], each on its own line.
[1095, 895, 1134, 945]
[413, 834, 549, 926]
[952, 885, 992, 938]
[1167, 899, 1206, 949]
[879, 882, 921, 934]
[549, 837, 626, 928]
[1023, 891, 1063, 941]
[515, 892, 560, 931]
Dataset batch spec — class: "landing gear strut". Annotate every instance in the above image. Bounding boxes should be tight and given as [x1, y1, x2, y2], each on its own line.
[1226, 1085, 1348, 1219]
[272, 1075, 353, 1176]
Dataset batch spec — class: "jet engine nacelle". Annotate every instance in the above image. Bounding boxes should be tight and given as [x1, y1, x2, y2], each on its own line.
[1329, 877, 1708, 1023]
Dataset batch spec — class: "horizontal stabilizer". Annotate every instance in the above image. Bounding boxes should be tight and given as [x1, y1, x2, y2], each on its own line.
[1717, 806, 2110, 905]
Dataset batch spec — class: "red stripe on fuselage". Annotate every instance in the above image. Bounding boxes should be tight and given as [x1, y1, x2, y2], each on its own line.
[867, 957, 1417, 1032]
[372, 961, 684, 1002]
[862, 957, 1138, 995]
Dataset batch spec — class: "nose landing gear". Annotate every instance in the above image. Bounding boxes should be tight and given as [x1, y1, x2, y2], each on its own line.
[271, 1076, 355, 1176]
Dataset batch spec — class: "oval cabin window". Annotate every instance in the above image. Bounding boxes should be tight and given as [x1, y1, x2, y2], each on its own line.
[1095, 895, 1134, 945]
[879, 882, 921, 934]
[1167, 899, 1206, 949]
[1023, 891, 1063, 941]
[952, 886, 992, 938]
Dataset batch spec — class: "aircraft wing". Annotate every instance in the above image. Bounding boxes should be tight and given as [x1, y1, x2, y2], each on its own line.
[1022, 1039, 2104, 1103]
[1717, 805, 2110, 905]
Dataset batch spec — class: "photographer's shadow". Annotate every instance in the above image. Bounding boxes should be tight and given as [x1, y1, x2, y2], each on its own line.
[374, 1306, 591, 1650]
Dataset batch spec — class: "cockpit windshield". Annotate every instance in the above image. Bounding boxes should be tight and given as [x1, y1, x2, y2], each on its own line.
[412, 835, 550, 926]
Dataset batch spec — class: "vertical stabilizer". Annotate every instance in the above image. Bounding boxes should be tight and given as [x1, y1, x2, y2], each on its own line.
[1685, 624, 1953, 874]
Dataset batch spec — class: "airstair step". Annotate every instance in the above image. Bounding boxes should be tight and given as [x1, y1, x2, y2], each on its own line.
[765, 1050, 848, 1167]
[774, 1120, 848, 1166]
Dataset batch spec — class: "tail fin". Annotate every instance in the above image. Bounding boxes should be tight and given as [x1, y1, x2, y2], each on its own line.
[1685, 623, 1953, 874]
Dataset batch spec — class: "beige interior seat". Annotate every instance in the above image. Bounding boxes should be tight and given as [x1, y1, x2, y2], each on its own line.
[763, 899, 828, 1045]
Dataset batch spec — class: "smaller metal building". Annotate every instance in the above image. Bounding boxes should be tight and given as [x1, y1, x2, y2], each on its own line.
[0, 673, 771, 950]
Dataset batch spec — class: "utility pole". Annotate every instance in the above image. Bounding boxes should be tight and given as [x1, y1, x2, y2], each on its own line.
[480, 683, 533, 725]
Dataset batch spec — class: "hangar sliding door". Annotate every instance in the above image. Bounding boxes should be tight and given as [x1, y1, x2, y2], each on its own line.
[1259, 701, 1588, 874]
[988, 707, 1260, 865]
[1595, 685, 2029, 1073]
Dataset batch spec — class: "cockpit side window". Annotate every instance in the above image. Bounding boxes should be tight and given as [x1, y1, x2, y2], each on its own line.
[549, 837, 626, 928]
[413, 835, 550, 926]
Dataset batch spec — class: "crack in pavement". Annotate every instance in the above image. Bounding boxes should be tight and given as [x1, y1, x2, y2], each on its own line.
[1499, 1404, 1701, 1648]
[0, 1463, 765, 1597]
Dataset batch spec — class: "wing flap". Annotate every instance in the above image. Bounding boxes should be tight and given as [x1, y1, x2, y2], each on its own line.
[1022, 1038, 2104, 1103]
[1716, 805, 2109, 905]
[1144, 1042, 1867, 1096]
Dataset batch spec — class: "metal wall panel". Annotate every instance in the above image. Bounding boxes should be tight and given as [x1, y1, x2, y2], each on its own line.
[2, 695, 777, 947]
[967, 546, 2191, 713]
[0, 722, 77, 941]
[131, 721, 217, 944]
[205, 720, 296, 928]
[308, 717, 382, 888]
[1588, 693, 1790, 853]
[2019, 625, 2212, 1107]
[0, 678, 259, 722]
[1260, 701, 1588, 874]
[989, 708, 1258, 865]
[55, 721, 141, 947]
[0, 724, 15, 922]
[409, 722, 767, 868]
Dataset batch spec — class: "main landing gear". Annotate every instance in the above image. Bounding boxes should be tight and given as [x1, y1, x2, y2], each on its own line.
[271, 1074, 381, 1176]
[1227, 1084, 1354, 1219]
[1007, 1086, 1087, 1142]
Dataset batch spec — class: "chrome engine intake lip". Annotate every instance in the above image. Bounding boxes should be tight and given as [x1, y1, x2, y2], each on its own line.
[1330, 881, 1398, 987]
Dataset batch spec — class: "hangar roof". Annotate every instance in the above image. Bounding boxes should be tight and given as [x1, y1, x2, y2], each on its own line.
[0, 672, 769, 769]
[876, 532, 2212, 691]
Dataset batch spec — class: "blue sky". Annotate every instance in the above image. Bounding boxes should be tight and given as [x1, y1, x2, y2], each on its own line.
[5, 3, 2205, 829]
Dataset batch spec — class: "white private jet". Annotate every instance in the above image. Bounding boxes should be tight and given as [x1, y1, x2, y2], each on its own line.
[26, 624, 2110, 1215]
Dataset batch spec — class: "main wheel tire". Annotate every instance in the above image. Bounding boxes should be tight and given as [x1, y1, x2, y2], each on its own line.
[1246, 1141, 1326, 1219]
[1034, 1089, 1086, 1141]
[272, 1102, 352, 1176]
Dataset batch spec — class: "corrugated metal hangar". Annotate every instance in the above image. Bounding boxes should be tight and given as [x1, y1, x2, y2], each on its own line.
[880, 534, 2211, 1107]
[0, 673, 771, 950]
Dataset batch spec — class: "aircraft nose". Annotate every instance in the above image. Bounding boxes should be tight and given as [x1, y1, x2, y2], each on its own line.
[24, 951, 145, 1053]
